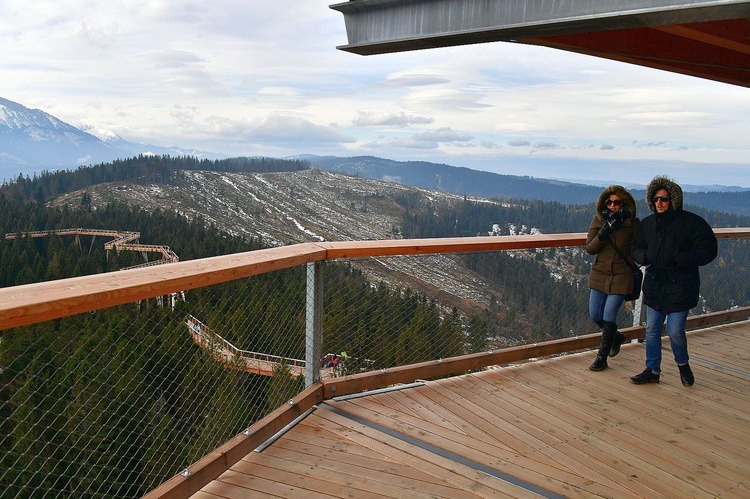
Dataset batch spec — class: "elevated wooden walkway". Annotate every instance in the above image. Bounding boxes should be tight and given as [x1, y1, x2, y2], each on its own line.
[5, 228, 179, 268]
[191, 320, 750, 498]
[185, 315, 306, 378]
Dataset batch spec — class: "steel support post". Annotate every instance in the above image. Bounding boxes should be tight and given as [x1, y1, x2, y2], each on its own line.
[305, 262, 323, 387]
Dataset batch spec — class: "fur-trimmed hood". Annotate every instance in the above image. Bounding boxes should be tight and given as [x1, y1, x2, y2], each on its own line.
[595, 185, 637, 221]
[646, 175, 683, 212]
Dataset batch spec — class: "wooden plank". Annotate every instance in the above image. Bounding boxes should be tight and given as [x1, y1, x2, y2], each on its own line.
[264, 413, 489, 498]
[210, 469, 333, 498]
[320, 233, 587, 259]
[528, 351, 750, 447]
[3, 229, 747, 333]
[484, 362, 742, 495]
[326, 324, 750, 499]
[326, 396, 613, 498]
[321, 310, 750, 400]
[436, 373, 671, 498]
[509, 351, 750, 495]
[312, 404, 563, 498]
[321, 333, 607, 398]
[0, 243, 327, 331]
[515, 359, 750, 465]
[369, 390, 428, 420]
[347, 391, 477, 439]
[414, 375, 653, 493]
[233, 457, 390, 499]
[189, 322, 750, 498]
[254, 440, 471, 498]
[437, 374, 659, 492]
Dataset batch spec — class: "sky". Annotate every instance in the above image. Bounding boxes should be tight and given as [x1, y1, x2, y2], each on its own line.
[2, 0, 749, 187]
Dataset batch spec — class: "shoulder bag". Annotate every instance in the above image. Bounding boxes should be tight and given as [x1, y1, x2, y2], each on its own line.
[610, 241, 643, 301]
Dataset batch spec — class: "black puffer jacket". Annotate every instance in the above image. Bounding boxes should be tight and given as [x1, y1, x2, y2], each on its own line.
[631, 176, 718, 313]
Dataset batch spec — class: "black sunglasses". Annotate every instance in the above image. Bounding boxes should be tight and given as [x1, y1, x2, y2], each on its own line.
[605, 199, 622, 206]
[653, 196, 670, 203]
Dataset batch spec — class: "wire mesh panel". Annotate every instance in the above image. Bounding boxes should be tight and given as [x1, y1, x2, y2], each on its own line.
[1, 235, 748, 497]
[319, 247, 597, 374]
[319, 240, 750, 375]
[699, 238, 750, 313]
[0, 270, 307, 497]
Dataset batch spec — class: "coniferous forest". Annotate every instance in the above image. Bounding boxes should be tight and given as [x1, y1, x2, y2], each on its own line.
[0, 157, 466, 495]
[1, 156, 748, 495]
[398, 195, 750, 340]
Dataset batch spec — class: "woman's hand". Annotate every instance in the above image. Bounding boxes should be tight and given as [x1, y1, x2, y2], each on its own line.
[597, 223, 614, 241]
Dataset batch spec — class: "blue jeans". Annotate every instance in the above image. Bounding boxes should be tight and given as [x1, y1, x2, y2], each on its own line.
[589, 289, 625, 323]
[645, 306, 690, 372]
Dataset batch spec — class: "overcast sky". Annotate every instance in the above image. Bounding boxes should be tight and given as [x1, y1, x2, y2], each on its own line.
[2, 0, 749, 187]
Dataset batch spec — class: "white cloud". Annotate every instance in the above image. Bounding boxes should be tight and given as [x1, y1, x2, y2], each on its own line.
[383, 73, 451, 87]
[202, 114, 355, 144]
[0, 0, 748, 186]
[353, 111, 433, 127]
[412, 127, 473, 143]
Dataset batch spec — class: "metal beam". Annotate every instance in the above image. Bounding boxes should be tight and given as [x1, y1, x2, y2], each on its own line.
[330, 0, 750, 55]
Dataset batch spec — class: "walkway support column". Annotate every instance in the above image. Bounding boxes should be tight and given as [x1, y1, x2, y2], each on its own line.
[305, 262, 323, 387]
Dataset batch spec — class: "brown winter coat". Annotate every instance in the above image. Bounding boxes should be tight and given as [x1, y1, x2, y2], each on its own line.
[586, 185, 640, 295]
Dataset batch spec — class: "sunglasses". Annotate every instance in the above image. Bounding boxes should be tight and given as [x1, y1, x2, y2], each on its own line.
[653, 196, 671, 203]
[605, 199, 622, 206]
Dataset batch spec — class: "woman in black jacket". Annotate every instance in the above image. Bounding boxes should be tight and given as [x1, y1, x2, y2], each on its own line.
[630, 176, 718, 386]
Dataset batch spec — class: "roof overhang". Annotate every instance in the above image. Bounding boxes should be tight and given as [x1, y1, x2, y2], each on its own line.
[330, 0, 750, 87]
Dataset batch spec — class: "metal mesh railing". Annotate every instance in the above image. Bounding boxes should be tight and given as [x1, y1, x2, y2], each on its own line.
[0, 268, 309, 497]
[1, 235, 748, 496]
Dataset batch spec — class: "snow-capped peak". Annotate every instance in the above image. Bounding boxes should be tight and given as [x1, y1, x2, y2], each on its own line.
[78, 124, 121, 143]
[0, 96, 72, 131]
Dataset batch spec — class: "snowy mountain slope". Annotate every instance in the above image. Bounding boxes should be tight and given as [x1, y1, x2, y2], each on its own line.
[0, 97, 220, 177]
[0, 97, 121, 172]
[50, 168, 514, 319]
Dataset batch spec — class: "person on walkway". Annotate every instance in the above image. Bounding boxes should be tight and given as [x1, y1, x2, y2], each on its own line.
[630, 176, 718, 386]
[585, 185, 639, 371]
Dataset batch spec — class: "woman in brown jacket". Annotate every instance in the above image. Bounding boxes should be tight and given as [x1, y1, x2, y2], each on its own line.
[585, 185, 639, 371]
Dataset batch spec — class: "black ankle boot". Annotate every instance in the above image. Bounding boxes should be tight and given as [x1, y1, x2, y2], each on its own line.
[589, 355, 608, 371]
[678, 362, 694, 387]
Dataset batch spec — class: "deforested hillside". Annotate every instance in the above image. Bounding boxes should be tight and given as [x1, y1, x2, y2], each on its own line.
[47, 168, 515, 324]
[8, 154, 748, 346]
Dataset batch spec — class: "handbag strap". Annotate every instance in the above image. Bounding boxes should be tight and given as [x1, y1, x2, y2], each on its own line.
[607, 236, 639, 274]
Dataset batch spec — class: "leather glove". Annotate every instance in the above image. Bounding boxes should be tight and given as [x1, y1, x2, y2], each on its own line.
[597, 223, 614, 241]
[606, 210, 624, 230]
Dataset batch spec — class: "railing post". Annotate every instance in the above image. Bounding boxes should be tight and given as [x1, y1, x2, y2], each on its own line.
[632, 293, 643, 328]
[305, 262, 323, 387]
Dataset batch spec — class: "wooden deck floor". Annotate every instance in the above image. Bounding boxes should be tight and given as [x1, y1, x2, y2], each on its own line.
[193, 320, 750, 498]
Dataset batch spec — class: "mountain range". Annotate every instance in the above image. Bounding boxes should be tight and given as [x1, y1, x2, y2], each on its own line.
[0, 97, 221, 179]
[2, 96, 749, 216]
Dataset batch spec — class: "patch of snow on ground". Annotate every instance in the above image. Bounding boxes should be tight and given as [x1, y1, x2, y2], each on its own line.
[286, 215, 325, 242]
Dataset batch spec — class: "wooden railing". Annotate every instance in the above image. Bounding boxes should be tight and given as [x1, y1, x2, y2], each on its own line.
[2, 228, 749, 499]
[2, 228, 748, 332]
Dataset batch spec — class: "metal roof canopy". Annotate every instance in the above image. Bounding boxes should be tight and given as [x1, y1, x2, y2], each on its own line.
[330, 0, 750, 87]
